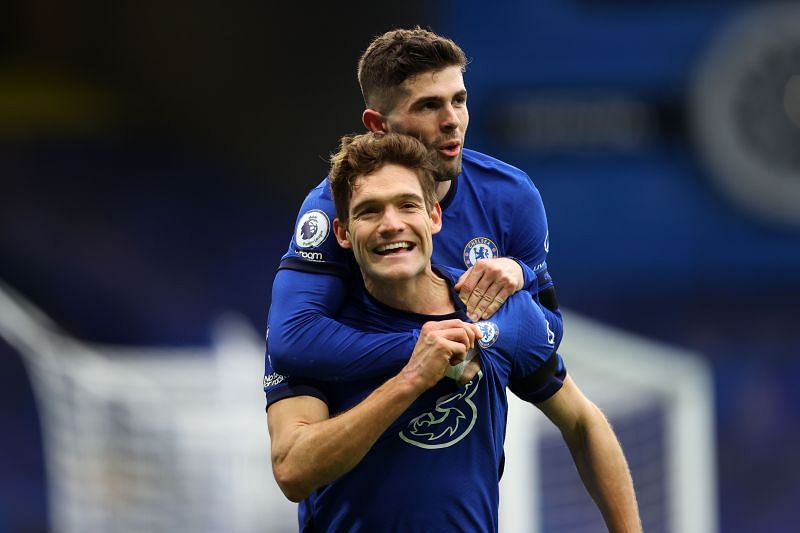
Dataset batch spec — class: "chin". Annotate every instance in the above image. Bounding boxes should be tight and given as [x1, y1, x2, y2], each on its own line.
[435, 160, 462, 181]
[370, 265, 420, 283]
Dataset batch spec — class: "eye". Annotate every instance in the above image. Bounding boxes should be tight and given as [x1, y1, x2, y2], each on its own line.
[354, 206, 380, 219]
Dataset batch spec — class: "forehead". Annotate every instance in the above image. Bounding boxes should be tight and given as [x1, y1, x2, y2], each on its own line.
[351, 164, 423, 205]
[398, 65, 465, 101]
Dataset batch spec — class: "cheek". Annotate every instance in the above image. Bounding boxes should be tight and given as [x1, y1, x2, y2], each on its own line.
[395, 116, 434, 138]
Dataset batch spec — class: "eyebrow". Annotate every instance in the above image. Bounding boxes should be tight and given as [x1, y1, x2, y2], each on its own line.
[410, 89, 467, 109]
[350, 192, 425, 215]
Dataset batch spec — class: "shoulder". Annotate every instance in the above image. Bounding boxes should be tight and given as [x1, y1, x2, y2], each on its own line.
[499, 290, 542, 320]
[279, 174, 352, 274]
[299, 175, 334, 205]
[495, 291, 551, 347]
[461, 149, 543, 206]
[292, 176, 336, 236]
[462, 149, 536, 186]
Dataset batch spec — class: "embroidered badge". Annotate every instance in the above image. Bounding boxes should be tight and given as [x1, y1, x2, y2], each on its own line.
[295, 209, 330, 249]
[462, 237, 499, 268]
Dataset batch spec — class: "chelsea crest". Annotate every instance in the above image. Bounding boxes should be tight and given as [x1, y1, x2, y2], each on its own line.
[463, 237, 499, 268]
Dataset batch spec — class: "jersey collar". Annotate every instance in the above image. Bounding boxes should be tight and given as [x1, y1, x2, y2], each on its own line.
[438, 174, 459, 210]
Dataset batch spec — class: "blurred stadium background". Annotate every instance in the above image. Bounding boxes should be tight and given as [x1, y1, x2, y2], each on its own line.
[1, 1, 799, 531]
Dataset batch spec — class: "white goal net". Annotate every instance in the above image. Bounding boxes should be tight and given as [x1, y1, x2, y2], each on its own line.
[0, 281, 716, 532]
[501, 311, 717, 533]
[0, 280, 295, 533]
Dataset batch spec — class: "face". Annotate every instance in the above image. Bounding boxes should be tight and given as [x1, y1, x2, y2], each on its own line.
[334, 164, 442, 286]
[382, 66, 469, 181]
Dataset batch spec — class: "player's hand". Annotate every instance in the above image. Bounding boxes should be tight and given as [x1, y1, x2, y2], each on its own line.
[455, 258, 524, 321]
[403, 320, 480, 391]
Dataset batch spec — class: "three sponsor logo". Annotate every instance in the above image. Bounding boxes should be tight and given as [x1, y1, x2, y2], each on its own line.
[399, 320, 501, 450]
[399, 372, 482, 449]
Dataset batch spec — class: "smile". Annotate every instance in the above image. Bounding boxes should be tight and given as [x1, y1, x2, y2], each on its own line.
[374, 241, 416, 255]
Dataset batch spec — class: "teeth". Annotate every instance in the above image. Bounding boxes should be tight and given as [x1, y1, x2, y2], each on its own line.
[376, 242, 411, 253]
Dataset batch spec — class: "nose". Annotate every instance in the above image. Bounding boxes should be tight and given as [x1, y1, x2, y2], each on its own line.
[441, 103, 460, 131]
[379, 206, 405, 234]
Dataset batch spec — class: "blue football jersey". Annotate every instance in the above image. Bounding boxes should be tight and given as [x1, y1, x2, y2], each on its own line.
[279, 149, 553, 292]
[264, 266, 565, 532]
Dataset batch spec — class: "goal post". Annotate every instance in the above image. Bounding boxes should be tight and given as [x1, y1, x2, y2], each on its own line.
[501, 311, 717, 533]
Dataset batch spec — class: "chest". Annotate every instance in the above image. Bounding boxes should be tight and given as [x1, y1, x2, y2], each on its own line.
[433, 207, 509, 269]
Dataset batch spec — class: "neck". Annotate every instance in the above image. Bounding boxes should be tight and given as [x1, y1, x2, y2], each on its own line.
[363, 266, 455, 315]
[435, 180, 452, 200]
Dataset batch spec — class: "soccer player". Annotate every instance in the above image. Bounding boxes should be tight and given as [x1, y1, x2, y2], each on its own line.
[265, 132, 641, 532]
[268, 27, 562, 381]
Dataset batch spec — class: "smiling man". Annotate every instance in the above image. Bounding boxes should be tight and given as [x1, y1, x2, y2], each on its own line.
[267, 27, 564, 384]
[265, 133, 641, 533]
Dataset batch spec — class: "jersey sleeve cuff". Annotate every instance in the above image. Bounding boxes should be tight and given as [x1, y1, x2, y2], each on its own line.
[265, 383, 329, 409]
[509, 353, 567, 404]
[509, 257, 539, 293]
[278, 256, 350, 277]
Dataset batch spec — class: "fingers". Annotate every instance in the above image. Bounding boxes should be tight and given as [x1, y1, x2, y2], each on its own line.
[456, 259, 523, 320]
[457, 265, 503, 321]
[467, 280, 504, 322]
[420, 320, 479, 350]
[479, 285, 514, 321]
[407, 322, 478, 389]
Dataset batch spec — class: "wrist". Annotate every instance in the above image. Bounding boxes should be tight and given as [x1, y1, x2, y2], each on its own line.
[508, 256, 536, 292]
[396, 365, 435, 396]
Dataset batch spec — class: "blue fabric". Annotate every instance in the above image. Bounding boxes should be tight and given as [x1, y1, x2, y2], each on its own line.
[264, 266, 563, 532]
[268, 148, 562, 380]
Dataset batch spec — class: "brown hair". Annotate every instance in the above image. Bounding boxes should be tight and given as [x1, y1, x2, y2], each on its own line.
[329, 132, 438, 222]
[357, 27, 468, 113]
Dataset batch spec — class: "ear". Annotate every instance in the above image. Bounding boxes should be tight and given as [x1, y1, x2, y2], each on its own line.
[430, 202, 443, 235]
[333, 218, 352, 249]
[362, 109, 387, 133]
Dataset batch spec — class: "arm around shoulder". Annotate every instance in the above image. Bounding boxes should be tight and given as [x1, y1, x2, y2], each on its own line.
[536, 375, 642, 533]
[269, 268, 417, 379]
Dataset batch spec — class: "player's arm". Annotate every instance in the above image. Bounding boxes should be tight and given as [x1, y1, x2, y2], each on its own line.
[506, 175, 563, 349]
[267, 320, 479, 502]
[454, 174, 563, 351]
[535, 375, 642, 533]
[269, 268, 420, 379]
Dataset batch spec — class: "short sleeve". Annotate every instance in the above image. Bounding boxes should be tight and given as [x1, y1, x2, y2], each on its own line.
[505, 294, 564, 404]
[264, 353, 328, 409]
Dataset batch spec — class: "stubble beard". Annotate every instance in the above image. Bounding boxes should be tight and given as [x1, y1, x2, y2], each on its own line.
[432, 152, 463, 182]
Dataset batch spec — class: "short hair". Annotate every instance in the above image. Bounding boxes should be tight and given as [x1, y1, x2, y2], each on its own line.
[329, 132, 438, 223]
[357, 27, 468, 113]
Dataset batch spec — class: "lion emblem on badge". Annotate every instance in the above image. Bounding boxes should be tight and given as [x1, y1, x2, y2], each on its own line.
[463, 237, 499, 268]
[476, 321, 499, 348]
[295, 209, 330, 248]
